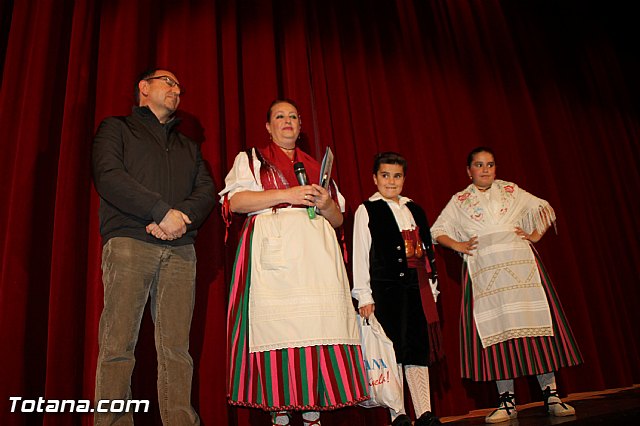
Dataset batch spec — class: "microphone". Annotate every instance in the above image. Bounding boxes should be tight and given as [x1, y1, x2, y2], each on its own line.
[293, 162, 316, 219]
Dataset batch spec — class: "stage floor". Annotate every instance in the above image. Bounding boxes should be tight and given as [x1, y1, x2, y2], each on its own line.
[440, 385, 640, 425]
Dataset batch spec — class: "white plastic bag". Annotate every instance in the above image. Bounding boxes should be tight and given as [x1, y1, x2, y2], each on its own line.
[357, 313, 404, 413]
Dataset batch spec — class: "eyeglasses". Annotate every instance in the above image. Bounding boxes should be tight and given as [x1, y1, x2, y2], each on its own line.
[145, 75, 184, 93]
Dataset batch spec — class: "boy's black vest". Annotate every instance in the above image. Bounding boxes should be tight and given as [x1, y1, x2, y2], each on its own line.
[364, 199, 437, 285]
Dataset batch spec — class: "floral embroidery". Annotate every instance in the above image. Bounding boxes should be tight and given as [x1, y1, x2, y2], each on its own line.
[497, 181, 517, 217]
[455, 181, 519, 222]
[456, 190, 483, 222]
[458, 192, 471, 201]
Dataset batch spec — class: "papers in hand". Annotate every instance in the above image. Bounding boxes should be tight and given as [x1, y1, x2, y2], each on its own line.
[319, 147, 334, 189]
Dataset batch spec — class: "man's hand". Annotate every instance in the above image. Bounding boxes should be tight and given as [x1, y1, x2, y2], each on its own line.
[146, 222, 169, 240]
[158, 209, 192, 240]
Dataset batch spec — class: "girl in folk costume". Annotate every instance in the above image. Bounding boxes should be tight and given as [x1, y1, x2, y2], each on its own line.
[431, 146, 582, 423]
[352, 152, 443, 426]
[220, 99, 368, 425]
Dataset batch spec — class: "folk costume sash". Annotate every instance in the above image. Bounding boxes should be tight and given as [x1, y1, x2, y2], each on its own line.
[402, 227, 444, 363]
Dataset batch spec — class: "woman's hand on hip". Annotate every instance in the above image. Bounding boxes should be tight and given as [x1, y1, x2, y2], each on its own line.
[453, 236, 478, 255]
[515, 227, 542, 243]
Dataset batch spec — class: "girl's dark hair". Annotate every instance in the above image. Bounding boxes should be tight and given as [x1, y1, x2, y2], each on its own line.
[466, 146, 496, 166]
[266, 98, 299, 122]
[373, 151, 407, 174]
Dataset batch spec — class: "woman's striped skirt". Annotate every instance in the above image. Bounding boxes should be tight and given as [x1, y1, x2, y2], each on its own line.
[227, 217, 369, 411]
[460, 252, 583, 381]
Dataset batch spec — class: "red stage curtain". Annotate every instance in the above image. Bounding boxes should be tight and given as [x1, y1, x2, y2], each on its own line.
[1, 1, 638, 425]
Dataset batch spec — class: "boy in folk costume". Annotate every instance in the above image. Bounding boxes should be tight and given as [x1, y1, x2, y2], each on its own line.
[352, 152, 443, 426]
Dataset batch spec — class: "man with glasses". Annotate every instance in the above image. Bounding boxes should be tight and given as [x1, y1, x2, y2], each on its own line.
[92, 69, 214, 425]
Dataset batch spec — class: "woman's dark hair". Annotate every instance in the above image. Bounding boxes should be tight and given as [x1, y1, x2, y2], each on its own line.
[266, 98, 299, 122]
[373, 151, 407, 175]
[466, 146, 496, 166]
[134, 68, 159, 105]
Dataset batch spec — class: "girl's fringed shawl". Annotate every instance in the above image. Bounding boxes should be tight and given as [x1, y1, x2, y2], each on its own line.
[518, 201, 557, 237]
[431, 180, 558, 348]
[431, 180, 557, 247]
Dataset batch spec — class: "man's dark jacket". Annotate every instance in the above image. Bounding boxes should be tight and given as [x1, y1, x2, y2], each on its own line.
[92, 106, 215, 246]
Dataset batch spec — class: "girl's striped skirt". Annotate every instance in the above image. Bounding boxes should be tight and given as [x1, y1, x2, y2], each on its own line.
[460, 252, 583, 381]
[227, 217, 369, 411]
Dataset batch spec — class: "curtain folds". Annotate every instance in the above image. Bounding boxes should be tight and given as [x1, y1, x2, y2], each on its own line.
[1, 1, 638, 425]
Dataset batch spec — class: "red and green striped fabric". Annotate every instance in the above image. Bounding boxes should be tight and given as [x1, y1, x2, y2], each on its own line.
[459, 253, 583, 381]
[227, 218, 369, 410]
